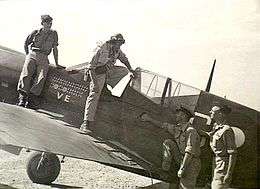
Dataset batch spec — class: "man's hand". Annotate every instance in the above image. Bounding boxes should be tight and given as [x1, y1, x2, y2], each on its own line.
[129, 69, 137, 79]
[223, 173, 231, 184]
[177, 168, 185, 178]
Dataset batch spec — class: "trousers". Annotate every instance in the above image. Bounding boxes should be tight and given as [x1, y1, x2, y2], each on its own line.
[211, 156, 231, 189]
[84, 73, 106, 121]
[17, 51, 49, 96]
[179, 158, 201, 189]
[163, 139, 201, 189]
[83, 66, 129, 121]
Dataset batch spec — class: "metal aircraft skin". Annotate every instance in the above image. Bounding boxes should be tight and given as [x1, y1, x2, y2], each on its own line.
[0, 45, 259, 188]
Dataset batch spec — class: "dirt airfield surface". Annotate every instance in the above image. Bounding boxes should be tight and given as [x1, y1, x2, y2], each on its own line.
[0, 149, 211, 189]
[0, 149, 164, 189]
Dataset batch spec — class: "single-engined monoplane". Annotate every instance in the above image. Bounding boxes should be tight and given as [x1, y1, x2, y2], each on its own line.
[0, 45, 259, 188]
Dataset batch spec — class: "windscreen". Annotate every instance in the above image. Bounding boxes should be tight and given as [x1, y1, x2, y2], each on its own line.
[166, 79, 201, 112]
[131, 68, 201, 112]
[131, 68, 168, 104]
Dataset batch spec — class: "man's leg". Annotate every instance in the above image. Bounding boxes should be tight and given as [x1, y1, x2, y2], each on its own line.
[30, 56, 49, 96]
[17, 57, 36, 107]
[81, 74, 106, 132]
[162, 139, 182, 171]
[179, 158, 201, 189]
[211, 157, 229, 189]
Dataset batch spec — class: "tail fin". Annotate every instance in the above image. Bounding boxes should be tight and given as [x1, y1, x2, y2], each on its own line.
[205, 59, 216, 92]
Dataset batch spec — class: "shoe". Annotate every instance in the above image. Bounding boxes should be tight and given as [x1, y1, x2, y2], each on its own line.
[17, 100, 26, 107]
[80, 120, 92, 134]
[17, 93, 28, 107]
[27, 94, 42, 109]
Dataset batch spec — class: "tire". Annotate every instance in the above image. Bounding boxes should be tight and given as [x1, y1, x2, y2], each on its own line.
[26, 152, 61, 184]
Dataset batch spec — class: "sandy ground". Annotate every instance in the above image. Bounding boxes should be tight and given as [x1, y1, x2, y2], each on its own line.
[0, 149, 164, 189]
[0, 149, 211, 189]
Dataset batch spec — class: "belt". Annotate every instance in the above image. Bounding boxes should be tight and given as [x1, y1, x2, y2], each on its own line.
[84, 65, 108, 82]
[31, 48, 49, 55]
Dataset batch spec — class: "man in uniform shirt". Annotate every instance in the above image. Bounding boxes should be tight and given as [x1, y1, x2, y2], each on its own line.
[208, 105, 237, 189]
[140, 107, 201, 189]
[17, 14, 64, 107]
[80, 33, 136, 133]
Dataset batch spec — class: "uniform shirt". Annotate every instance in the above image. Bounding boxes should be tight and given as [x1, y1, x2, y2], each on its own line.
[163, 122, 201, 157]
[88, 42, 129, 69]
[210, 123, 237, 157]
[24, 28, 58, 55]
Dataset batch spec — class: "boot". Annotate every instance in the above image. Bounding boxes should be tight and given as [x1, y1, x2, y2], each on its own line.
[17, 93, 28, 107]
[80, 120, 92, 134]
[27, 93, 42, 109]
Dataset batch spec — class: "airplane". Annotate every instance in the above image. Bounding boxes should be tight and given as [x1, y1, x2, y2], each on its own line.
[0, 45, 259, 188]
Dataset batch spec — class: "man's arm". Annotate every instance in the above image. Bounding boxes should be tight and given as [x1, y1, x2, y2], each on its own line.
[223, 129, 237, 183]
[226, 153, 237, 176]
[178, 152, 193, 178]
[140, 113, 175, 132]
[223, 153, 237, 184]
[178, 128, 200, 178]
[53, 46, 59, 66]
[118, 50, 136, 76]
[24, 36, 30, 55]
[140, 113, 164, 128]
[53, 47, 65, 69]
[24, 30, 37, 55]
[52, 31, 64, 68]
[122, 60, 133, 72]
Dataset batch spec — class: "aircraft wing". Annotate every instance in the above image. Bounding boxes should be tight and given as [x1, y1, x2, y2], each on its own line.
[0, 102, 144, 170]
[0, 45, 25, 72]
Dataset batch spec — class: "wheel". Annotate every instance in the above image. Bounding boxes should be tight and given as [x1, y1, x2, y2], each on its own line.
[26, 152, 61, 184]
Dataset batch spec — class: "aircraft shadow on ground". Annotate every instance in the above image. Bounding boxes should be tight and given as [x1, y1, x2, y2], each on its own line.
[0, 183, 19, 189]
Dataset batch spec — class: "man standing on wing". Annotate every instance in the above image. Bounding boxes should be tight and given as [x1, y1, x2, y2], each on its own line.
[17, 15, 64, 107]
[80, 33, 135, 133]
